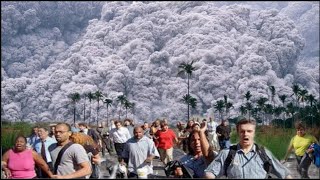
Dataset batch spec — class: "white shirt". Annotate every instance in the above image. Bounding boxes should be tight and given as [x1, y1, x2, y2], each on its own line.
[110, 127, 131, 143]
[207, 121, 218, 133]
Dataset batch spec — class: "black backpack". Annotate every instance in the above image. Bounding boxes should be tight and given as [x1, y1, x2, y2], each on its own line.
[224, 143, 273, 178]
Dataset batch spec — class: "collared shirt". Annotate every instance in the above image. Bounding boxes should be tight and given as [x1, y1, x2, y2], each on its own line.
[109, 127, 131, 143]
[204, 144, 291, 179]
[121, 136, 160, 174]
[34, 137, 57, 163]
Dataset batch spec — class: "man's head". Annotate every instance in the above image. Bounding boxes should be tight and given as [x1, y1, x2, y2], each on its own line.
[78, 122, 88, 131]
[115, 121, 122, 129]
[160, 120, 169, 131]
[124, 119, 131, 126]
[143, 122, 149, 130]
[38, 126, 50, 140]
[236, 119, 256, 148]
[134, 127, 144, 139]
[32, 126, 39, 135]
[55, 123, 72, 144]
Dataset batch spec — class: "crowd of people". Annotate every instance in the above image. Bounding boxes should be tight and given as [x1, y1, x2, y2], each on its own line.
[1, 117, 319, 179]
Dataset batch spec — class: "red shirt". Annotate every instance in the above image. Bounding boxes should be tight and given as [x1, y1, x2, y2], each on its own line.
[155, 129, 176, 149]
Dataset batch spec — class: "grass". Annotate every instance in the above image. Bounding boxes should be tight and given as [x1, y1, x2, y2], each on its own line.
[230, 126, 301, 160]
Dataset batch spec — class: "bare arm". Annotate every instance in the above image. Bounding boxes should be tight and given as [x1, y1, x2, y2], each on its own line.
[199, 122, 214, 163]
[283, 143, 293, 161]
[2, 151, 12, 178]
[52, 161, 91, 179]
[32, 150, 54, 178]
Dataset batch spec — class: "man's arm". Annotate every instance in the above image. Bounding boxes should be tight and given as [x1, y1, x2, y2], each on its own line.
[52, 161, 91, 179]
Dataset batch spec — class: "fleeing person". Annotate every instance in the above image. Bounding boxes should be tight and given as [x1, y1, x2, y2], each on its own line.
[216, 120, 231, 149]
[49, 123, 91, 178]
[282, 121, 319, 179]
[121, 127, 160, 178]
[33, 126, 57, 178]
[207, 117, 220, 151]
[109, 120, 131, 159]
[204, 119, 293, 179]
[176, 121, 216, 178]
[2, 135, 53, 179]
[155, 120, 178, 165]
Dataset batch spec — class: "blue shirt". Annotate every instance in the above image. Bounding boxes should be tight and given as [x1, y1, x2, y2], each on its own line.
[180, 154, 207, 178]
[34, 137, 57, 163]
[204, 144, 291, 179]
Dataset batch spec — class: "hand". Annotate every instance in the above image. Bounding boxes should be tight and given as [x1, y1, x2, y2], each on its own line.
[200, 122, 207, 133]
[174, 167, 183, 177]
[3, 168, 11, 178]
[51, 175, 63, 179]
[144, 158, 152, 163]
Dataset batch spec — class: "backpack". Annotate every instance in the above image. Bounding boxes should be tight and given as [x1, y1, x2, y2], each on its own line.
[224, 143, 273, 178]
[164, 160, 193, 178]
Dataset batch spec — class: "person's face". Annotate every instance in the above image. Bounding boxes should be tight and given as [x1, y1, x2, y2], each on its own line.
[161, 124, 168, 131]
[51, 126, 55, 133]
[190, 133, 202, 155]
[188, 120, 194, 126]
[144, 123, 149, 129]
[238, 123, 255, 147]
[296, 128, 305, 137]
[33, 127, 39, 135]
[134, 128, 144, 139]
[38, 128, 49, 140]
[79, 125, 85, 131]
[115, 122, 121, 129]
[55, 125, 71, 143]
[15, 137, 27, 152]
[124, 121, 130, 126]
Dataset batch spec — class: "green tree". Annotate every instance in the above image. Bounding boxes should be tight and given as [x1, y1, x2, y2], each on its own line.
[123, 99, 133, 118]
[178, 60, 196, 121]
[103, 98, 113, 127]
[182, 94, 197, 118]
[86, 92, 95, 124]
[69, 92, 80, 125]
[214, 100, 225, 120]
[298, 89, 308, 108]
[257, 97, 268, 124]
[117, 95, 127, 120]
[94, 90, 104, 126]
[278, 94, 287, 128]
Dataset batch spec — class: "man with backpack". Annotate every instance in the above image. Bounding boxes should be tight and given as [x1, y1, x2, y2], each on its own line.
[204, 119, 293, 179]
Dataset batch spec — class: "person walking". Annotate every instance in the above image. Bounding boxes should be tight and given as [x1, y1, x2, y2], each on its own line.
[121, 126, 160, 178]
[282, 121, 319, 179]
[49, 123, 91, 178]
[109, 120, 131, 160]
[2, 135, 53, 179]
[176, 121, 216, 178]
[33, 126, 57, 178]
[155, 120, 178, 165]
[207, 117, 220, 151]
[204, 119, 293, 179]
[216, 120, 231, 149]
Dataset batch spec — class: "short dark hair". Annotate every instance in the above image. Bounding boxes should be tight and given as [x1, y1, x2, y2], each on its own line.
[294, 121, 306, 130]
[78, 122, 88, 128]
[56, 123, 71, 132]
[236, 119, 256, 132]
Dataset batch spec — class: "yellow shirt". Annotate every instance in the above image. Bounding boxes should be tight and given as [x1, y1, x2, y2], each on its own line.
[289, 134, 317, 156]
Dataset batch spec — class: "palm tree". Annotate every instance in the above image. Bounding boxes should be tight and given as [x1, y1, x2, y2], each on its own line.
[239, 105, 247, 116]
[257, 97, 268, 124]
[244, 91, 252, 102]
[87, 92, 95, 124]
[94, 90, 104, 126]
[82, 94, 87, 122]
[245, 102, 253, 120]
[279, 94, 287, 128]
[223, 95, 233, 118]
[178, 60, 196, 121]
[298, 89, 308, 108]
[182, 94, 197, 118]
[214, 100, 225, 120]
[306, 94, 316, 128]
[269, 85, 276, 121]
[117, 95, 127, 120]
[123, 99, 133, 118]
[69, 92, 80, 125]
[103, 98, 113, 127]
[264, 104, 273, 125]
[291, 84, 301, 108]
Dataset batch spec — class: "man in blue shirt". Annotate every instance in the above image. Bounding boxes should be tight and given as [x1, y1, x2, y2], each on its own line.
[33, 126, 57, 178]
[204, 119, 293, 179]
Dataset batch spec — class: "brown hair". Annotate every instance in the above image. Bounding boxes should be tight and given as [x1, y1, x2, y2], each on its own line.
[70, 132, 97, 147]
[236, 119, 256, 132]
[294, 121, 306, 130]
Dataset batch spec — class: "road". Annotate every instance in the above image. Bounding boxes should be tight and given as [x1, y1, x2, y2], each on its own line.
[98, 148, 320, 179]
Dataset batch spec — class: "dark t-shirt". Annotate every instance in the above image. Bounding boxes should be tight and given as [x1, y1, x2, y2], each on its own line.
[216, 125, 231, 141]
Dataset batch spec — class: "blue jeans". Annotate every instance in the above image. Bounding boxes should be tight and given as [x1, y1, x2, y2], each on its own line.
[219, 139, 231, 149]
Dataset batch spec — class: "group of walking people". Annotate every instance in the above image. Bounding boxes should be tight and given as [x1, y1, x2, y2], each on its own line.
[1, 117, 319, 179]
